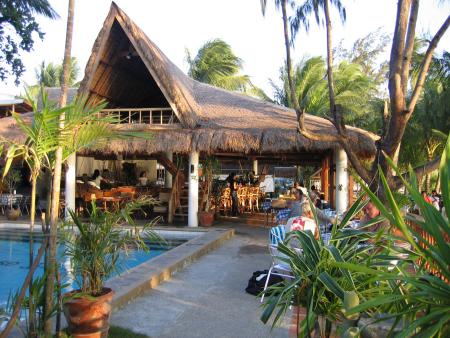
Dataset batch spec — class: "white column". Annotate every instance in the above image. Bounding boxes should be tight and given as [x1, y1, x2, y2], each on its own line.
[252, 159, 258, 175]
[165, 151, 173, 188]
[188, 151, 199, 227]
[65, 153, 76, 219]
[334, 148, 348, 215]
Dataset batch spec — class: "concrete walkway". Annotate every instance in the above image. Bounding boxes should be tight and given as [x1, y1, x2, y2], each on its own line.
[111, 223, 291, 338]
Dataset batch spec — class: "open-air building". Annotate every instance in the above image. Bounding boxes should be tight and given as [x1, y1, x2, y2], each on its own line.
[0, 3, 377, 227]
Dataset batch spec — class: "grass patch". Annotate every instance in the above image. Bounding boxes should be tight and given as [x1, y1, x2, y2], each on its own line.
[60, 326, 149, 338]
[109, 325, 149, 338]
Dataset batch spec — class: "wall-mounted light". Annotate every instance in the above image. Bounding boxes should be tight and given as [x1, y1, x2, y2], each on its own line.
[126, 51, 132, 60]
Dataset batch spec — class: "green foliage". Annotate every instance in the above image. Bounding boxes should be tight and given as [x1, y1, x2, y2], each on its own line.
[399, 43, 449, 169]
[261, 196, 378, 337]
[200, 156, 220, 212]
[338, 134, 450, 336]
[6, 273, 62, 337]
[186, 39, 264, 96]
[334, 28, 390, 88]
[0, 0, 58, 84]
[272, 56, 377, 128]
[108, 326, 150, 338]
[2, 168, 21, 193]
[62, 198, 161, 296]
[290, 0, 346, 41]
[34, 57, 80, 88]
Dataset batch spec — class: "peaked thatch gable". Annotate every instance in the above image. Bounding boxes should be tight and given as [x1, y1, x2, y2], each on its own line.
[76, 2, 377, 158]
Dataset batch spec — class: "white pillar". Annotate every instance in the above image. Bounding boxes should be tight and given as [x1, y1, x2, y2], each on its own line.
[252, 159, 258, 175]
[188, 151, 199, 227]
[165, 152, 173, 188]
[334, 148, 348, 215]
[65, 153, 76, 219]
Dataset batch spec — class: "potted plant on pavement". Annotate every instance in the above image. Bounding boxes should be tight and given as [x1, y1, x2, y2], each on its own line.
[198, 156, 220, 227]
[260, 194, 381, 337]
[2, 168, 22, 220]
[62, 197, 159, 338]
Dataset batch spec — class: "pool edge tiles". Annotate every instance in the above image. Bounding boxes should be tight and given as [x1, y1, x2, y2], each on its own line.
[107, 228, 235, 309]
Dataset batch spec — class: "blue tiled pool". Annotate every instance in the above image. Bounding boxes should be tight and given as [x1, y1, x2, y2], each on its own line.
[0, 229, 181, 308]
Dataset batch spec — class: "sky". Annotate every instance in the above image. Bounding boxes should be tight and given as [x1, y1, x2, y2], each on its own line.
[0, 0, 449, 99]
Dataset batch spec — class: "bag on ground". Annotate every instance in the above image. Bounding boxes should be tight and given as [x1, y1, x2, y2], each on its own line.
[245, 270, 283, 296]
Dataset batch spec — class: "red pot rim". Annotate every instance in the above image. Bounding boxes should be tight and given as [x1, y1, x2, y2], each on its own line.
[63, 287, 114, 305]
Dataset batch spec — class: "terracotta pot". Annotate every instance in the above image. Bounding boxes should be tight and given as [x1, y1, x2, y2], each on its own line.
[198, 211, 214, 227]
[6, 208, 21, 221]
[63, 288, 114, 338]
[289, 307, 339, 338]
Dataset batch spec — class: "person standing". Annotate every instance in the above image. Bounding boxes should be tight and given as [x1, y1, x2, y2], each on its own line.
[227, 172, 238, 216]
[309, 185, 319, 204]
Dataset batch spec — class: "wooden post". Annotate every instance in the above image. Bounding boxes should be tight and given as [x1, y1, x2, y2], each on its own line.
[321, 156, 330, 201]
[348, 174, 354, 206]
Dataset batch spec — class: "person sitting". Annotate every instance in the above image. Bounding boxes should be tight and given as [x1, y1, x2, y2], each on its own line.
[360, 201, 385, 232]
[316, 193, 329, 209]
[88, 169, 104, 190]
[287, 188, 306, 219]
[286, 203, 318, 239]
[138, 171, 148, 186]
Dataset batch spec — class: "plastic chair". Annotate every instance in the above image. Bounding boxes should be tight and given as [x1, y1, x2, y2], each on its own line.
[261, 225, 294, 302]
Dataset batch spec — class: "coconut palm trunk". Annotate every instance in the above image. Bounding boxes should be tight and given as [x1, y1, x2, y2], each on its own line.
[280, 0, 304, 128]
[43, 0, 75, 334]
[324, 0, 338, 127]
[28, 173, 37, 337]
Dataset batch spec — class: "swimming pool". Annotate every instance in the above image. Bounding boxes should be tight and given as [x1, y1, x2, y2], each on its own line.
[0, 228, 185, 308]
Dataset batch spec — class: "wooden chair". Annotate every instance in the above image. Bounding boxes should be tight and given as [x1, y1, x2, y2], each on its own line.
[248, 186, 260, 212]
[237, 186, 248, 213]
[153, 191, 171, 222]
[220, 187, 232, 215]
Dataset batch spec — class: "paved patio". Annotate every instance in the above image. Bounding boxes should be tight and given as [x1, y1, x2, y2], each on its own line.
[111, 223, 291, 338]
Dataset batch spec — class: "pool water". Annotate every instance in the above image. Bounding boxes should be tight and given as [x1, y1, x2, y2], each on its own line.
[0, 230, 175, 308]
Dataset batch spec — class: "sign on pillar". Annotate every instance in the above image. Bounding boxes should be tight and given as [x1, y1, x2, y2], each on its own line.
[334, 148, 348, 215]
[188, 151, 199, 227]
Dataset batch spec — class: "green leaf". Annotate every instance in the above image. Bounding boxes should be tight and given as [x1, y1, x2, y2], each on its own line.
[317, 272, 345, 300]
[440, 133, 450, 220]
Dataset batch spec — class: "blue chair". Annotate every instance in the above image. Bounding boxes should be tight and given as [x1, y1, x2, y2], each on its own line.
[261, 225, 294, 302]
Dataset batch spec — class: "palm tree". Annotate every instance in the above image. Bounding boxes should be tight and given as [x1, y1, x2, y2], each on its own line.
[44, 0, 75, 333]
[272, 56, 376, 127]
[261, 0, 346, 134]
[186, 39, 252, 92]
[0, 91, 120, 337]
[35, 57, 80, 87]
[292, 0, 346, 130]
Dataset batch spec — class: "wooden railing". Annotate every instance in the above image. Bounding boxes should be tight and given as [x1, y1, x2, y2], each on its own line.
[406, 213, 449, 283]
[167, 171, 182, 224]
[100, 107, 180, 125]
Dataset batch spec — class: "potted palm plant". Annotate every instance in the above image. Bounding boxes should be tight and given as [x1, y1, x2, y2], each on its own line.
[198, 156, 220, 227]
[62, 198, 159, 338]
[3, 168, 22, 220]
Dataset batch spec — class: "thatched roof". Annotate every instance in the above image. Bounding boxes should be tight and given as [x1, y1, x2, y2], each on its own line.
[1, 2, 378, 159]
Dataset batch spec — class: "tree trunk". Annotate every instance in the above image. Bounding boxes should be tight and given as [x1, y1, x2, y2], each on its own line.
[324, 0, 340, 132]
[43, 0, 75, 334]
[28, 174, 37, 337]
[280, 0, 304, 130]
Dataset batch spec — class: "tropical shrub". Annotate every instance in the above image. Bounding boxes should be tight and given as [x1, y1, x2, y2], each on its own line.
[62, 198, 161, 296]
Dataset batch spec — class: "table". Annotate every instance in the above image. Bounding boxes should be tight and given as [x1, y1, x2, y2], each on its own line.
[98, 196, 122, 212]
[0, 194, 26, 214]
